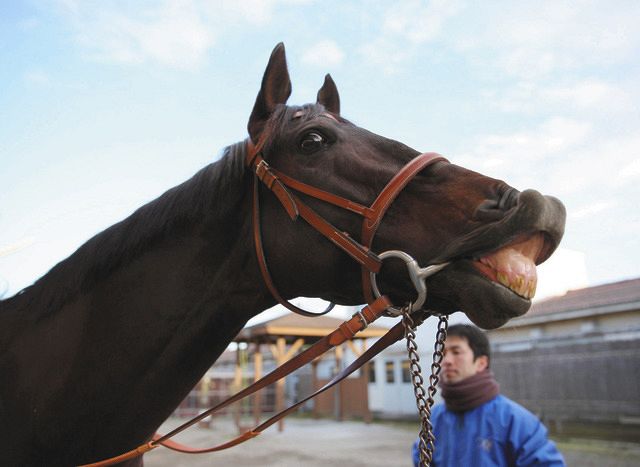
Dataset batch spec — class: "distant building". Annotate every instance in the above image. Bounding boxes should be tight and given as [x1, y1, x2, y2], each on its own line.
[367, 344, 441, 418]
[487, 278, 640, 425]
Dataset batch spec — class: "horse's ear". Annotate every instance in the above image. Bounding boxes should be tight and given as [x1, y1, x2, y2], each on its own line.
[316, 74, 340, 116]
[248, 43, 292, 143]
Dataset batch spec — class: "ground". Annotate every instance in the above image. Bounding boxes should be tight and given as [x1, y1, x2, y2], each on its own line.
[144, 416, 640, 466]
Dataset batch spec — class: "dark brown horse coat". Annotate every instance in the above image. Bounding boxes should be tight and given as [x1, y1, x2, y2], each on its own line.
[0, 44, 565, 466]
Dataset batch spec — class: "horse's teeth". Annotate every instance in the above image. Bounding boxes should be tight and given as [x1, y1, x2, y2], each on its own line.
[515, 276, 523, 290]
[497, 272, 510, 288]
[495, 272, 537, 299]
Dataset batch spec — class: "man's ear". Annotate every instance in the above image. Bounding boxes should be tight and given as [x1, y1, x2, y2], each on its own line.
[248, 43, 292, 143]
[475, 355, 489, 373]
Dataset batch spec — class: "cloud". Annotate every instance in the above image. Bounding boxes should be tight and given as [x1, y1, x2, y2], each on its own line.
[60, 0, 214, 70]
[604, 136, 640, 185]
[381, 0, 461, 44]
[453, 116, 602, 200]
[619, 158, 640, 182]
[454, 1, 640, 79]
[302, 40, 345, 68]
[473, 117, 591, 165]
[488, 79, 633, 115]
[570, 201, 615, 220]
[358, 40, 413, 75]
[54, 0, 311, 70]
[359, 0, 463, 71]
[461, 125, 639, 210]
[24, 70, 51, 86]
[0, 237, 36, 258]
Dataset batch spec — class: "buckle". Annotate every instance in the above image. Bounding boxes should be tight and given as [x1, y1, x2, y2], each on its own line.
[355, 310, 369, 328]
[255, 159, 269, 177]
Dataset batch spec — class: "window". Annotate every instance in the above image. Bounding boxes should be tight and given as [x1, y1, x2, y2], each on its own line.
[401, 359, 411, 383]
[368, 362, 376, 383]
[385, 360, 395, 383]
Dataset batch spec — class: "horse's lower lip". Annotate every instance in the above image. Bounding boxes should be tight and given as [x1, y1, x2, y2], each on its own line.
[426, 259, 533, 329]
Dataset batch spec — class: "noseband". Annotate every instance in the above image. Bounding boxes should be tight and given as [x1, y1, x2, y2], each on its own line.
[246, 135, 450, 316]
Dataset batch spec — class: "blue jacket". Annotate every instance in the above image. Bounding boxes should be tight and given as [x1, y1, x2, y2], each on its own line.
[412, 395, 565, 466]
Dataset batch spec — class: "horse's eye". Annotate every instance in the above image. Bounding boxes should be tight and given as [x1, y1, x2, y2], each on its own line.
[300, 132, 326, 154]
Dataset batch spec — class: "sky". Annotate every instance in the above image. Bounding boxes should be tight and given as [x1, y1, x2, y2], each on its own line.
[1, 1, 639, 317]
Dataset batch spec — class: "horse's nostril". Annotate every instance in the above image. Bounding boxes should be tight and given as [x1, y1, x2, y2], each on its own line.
[498, 187, 520, 210]
[475, 187, 520, 222]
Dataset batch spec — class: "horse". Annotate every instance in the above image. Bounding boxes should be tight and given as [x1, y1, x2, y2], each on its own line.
[0, 43, 565, 466]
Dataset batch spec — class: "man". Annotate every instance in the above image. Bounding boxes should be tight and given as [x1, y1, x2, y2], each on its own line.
[412, 324, 565, 466]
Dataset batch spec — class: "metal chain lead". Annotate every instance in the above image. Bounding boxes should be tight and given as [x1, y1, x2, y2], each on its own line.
[403, 307, 448, 467]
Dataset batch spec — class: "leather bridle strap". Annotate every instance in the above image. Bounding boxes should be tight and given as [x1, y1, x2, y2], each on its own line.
[247, 139, 448, 314]
[79, 296, 391, 467]
[360, 152, 447, 304]
[156, 316, 410, 455]
[252, 155, 383, 272]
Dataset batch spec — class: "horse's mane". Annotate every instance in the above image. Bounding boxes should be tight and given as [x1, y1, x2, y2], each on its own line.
[0, 142, 248, 318]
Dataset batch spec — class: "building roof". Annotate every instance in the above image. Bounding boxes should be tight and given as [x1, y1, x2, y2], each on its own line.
[235, 312, 390, 343]
[498, 277, 640, 328]
[529, 277, 640, 316]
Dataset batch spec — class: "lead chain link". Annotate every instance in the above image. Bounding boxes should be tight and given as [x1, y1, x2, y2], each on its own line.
[403, 307, 448, 467]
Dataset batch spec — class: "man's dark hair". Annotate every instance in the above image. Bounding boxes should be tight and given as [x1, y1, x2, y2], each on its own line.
[447, 324, 490, 363]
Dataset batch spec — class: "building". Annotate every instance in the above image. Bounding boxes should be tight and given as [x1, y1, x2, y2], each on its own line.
[487, 278, 640, 425]
[175, 311, 390, 429]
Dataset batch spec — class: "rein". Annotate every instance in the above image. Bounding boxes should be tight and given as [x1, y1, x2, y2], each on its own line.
[81, 136, 452, 466]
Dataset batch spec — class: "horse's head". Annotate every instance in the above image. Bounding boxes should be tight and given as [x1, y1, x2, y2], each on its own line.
[248, 44, 565, 329]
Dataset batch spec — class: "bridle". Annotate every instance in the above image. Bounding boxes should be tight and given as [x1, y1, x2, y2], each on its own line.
[246, 125, 451, 316]
[81, 117, 453, 467]
[245, 128, 455, 467]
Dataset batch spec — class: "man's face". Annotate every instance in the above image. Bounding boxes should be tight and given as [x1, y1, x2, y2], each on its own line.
[441, 335, 488, 384]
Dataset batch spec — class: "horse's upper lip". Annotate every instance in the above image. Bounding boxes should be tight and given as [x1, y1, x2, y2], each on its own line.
[432, 189, 566, 266]
[425, 190, 565, 303]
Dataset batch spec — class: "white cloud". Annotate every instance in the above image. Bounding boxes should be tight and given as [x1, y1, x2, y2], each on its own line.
[570, 201, 615, 220]
[473, 117, 590, 165]
[54, 0, 309, 70]
[203, 0, 276, 26]
[535, 248, 589, 299]
[359, 0, 462, 71]
[454, 1, 640, 79]
[539, 117, 591, 151]
[302, 40, 345, 68]
[489, 79, 632, 115]
[619, 158, 640, 182]
[0, 237, 36, 258]
[382, 0, 462, 44]
[358, 40, 412, 75]
[62, 0, 214, 70]
[544, 81, 621, 109]
[24, 70, 50, 85]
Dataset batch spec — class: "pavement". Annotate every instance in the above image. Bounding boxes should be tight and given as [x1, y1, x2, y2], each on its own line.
[144, 416, 640, 467]
[145, 416, 418, 467]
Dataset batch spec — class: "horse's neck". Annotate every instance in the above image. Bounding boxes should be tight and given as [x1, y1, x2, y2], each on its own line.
[1, 157, 275, 462]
